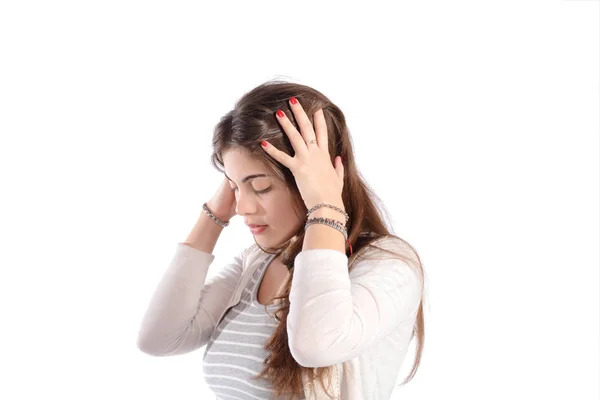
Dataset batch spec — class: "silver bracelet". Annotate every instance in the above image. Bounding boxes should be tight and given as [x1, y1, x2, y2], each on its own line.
[305, 217, 348, 241]
[306, 203, 349, 225]
[202, 202, 230, 227]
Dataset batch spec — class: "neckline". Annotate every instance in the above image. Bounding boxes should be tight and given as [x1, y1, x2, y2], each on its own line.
[251, 252, 280, 308]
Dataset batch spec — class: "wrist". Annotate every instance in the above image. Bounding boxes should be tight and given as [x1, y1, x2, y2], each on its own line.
[205, 201, 230, 220]
[203, 202, 230, 227]
[306, 198, 347, 225]
[308, 208, 345, 223]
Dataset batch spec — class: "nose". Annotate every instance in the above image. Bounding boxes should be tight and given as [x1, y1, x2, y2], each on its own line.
[234, 190, 258, 216]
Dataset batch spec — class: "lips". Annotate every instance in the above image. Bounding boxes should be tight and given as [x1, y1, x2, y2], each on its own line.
[248, 224, 268, 234]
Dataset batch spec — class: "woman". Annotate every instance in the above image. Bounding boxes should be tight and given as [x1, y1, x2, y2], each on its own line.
[137, 80, 426, 399]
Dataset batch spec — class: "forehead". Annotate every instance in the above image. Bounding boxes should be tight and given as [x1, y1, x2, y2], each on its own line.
[222, 148, 270, 178]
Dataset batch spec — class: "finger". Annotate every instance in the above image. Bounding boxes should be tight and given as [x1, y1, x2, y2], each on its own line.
[275, 109, 308, 156]
[313, 109, 328, 150]
[289, 97, 317, 143]
[260, 140, 295, 169]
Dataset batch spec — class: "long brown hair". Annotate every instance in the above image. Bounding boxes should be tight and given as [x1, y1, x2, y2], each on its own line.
[210, 79, 426, 399]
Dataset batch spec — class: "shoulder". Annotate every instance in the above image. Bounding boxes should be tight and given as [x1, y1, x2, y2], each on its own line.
[239, 243, 264, 271]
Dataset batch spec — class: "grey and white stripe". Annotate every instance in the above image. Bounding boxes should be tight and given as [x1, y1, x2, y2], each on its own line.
[203, 254, 303, 400]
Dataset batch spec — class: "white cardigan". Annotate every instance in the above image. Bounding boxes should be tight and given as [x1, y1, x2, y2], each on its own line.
[137, 236, 423, 399]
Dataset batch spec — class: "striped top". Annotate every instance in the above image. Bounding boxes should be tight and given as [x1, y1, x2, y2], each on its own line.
[202, 253, 304, 400]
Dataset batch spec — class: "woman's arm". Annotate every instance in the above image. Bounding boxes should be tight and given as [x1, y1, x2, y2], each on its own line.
[287, 237, 423, 367]
[136, 242, 246, 356]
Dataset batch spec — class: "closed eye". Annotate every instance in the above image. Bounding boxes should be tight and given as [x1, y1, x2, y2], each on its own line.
[231, 187, 272, 194]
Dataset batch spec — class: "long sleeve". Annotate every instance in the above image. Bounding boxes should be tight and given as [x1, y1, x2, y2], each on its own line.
[136, 243, 246, 357]
[287, 237, 423, 368]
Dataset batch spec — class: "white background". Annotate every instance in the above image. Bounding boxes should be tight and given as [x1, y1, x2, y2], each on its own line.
[0, 1, 598, 399]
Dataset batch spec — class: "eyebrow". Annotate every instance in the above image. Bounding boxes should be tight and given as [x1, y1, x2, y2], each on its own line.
[223, 172, 271, 184]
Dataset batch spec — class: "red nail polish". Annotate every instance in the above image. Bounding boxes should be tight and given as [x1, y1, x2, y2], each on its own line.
[276, 110, 285, 118]
[290, 97, 298, 105]
[261, 140, 268, 147]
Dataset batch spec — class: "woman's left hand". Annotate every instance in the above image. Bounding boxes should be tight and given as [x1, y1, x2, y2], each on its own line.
[260, 97, 344, 210]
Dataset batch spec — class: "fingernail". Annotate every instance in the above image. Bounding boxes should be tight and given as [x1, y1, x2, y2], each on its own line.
[290, 97, 298, 105]
[261, 140, 268, 147]
[276, 110, 285, 118]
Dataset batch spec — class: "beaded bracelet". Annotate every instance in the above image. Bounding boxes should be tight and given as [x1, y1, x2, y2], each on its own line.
[305, 217, 348, 241]
[202, 202, 230, 227]
[305, 217, 353, 255]
[306, 203, 349, 225]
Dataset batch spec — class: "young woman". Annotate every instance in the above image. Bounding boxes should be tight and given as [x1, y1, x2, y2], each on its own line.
[137, 80, 426, 399]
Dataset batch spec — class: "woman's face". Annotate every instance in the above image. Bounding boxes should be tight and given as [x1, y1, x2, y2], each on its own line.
[222, 147, 304, 249]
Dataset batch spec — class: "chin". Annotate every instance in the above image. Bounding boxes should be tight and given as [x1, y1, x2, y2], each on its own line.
[254, 232, 291, 249]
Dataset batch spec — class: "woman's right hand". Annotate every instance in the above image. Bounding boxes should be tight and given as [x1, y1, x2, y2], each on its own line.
[206, 176, 237, 222]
